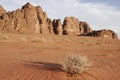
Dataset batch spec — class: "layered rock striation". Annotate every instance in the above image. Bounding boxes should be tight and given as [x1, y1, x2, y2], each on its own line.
[0, 2, 118, 39]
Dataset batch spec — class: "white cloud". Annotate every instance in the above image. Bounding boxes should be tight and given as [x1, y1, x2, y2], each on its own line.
[0, 0, 120, 37]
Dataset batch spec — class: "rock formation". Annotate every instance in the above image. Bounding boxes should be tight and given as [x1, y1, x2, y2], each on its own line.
[63, 17, 92, 35]
[0, 5, 7, 16]
[0, 2, 54, 34]
[86, 29, 118, 39]
[0, 2, 118, 39]
[79, 21, 92, 34]
[52, 19, 63, 35]
[63, 17, 80, 35]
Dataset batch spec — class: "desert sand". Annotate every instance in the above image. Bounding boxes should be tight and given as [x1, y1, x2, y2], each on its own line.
[0, 33, 120, 80]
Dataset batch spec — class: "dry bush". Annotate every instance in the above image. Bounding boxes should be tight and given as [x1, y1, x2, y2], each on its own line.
[62, 54, 92, 74]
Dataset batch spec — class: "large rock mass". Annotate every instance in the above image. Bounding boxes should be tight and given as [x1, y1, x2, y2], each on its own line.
[79, 21, 92, 34]
[86, 30, 118, 39]
[0, 5, 7, 16]
[0, 2, 53, 34]
[63, 17, 92, 35]
[63, 17, 80, 35]
[0, 2, 118, 39]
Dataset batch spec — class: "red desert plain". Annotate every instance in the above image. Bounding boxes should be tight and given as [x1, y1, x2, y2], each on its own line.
[0, 33, 120, 80]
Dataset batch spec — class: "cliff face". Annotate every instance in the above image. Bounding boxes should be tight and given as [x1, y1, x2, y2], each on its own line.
[0, 5, 7, 16]
[0, 2, 53, 34]
[79, 21, 92, 34]
[63, 17, 80, 35]
[62, 17, 92, 35]
[0, 2, 118, 39]
[52, 19, 63, 35]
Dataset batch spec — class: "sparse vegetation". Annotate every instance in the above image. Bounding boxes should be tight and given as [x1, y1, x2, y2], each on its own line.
[62, 54, 92, 75]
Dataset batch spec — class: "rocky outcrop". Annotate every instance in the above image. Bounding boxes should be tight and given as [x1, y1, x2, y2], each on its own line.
[35, 5, 53, 34]
[62, 17, 118, 39]
[0, 5, 7, 16]
[0, 2, 118, 39]
[0, 2, 54, 34]
[63, 17, 92, 35]
[52, 19, 63, 35]
[79, 21, 92, 34]
[63, 17, 80, 35]
[86, 29, 118, 39]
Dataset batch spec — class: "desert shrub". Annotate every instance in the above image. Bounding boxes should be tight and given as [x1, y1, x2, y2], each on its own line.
[62, 54, 92, 74]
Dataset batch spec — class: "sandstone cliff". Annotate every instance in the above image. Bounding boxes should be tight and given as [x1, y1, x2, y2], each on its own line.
[63, 17, 79, 35]
[52, 19, 63, 35]
[79, 21, 92, 34]
[0, 2, 53, 34]
[0, 2, 118, 39]
[0, 5, 7, 16]
[63, 17, 92, 35]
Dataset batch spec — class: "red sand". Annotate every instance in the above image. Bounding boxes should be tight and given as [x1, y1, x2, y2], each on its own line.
[0, 33, 120, 80]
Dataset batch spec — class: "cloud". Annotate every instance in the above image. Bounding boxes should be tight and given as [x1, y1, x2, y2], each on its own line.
[0, 0, 120, 37]
[80, 0, 120, 8]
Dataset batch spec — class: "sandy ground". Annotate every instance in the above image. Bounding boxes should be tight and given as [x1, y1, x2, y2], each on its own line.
[0, 33, 120, 80]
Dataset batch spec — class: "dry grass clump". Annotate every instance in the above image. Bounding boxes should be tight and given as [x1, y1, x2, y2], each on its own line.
[62, 54, 92, 74]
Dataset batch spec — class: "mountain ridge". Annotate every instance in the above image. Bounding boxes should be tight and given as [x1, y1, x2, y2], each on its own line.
[0, 2, 118, 39]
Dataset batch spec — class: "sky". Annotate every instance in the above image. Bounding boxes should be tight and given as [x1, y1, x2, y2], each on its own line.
[0, 0, 120, 37]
